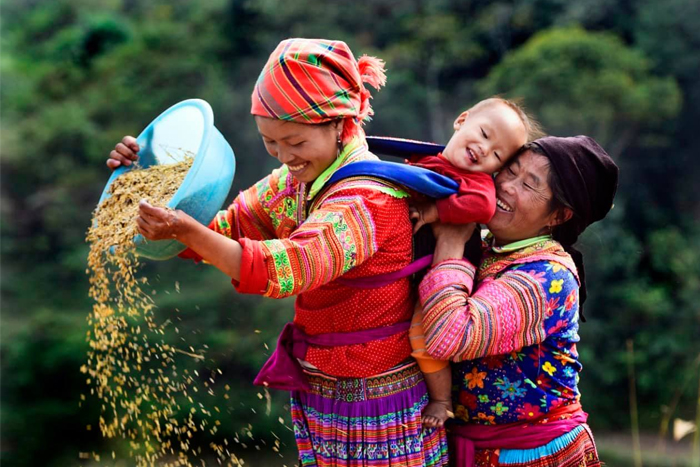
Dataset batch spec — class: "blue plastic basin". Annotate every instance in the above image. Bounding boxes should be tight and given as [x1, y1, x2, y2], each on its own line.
[98, 99, 236, 260]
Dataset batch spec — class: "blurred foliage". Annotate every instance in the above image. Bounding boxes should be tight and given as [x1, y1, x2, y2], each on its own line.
[1, 0, 699, 465]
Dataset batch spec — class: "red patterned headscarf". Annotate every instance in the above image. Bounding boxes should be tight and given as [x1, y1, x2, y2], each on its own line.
[251, 38, 386, 144]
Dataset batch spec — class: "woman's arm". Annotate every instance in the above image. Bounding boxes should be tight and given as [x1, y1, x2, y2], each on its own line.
[419, 245, 579, 362]
[137, 201, 243, 280]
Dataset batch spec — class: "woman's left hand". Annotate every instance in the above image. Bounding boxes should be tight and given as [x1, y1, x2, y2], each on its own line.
[136, 200, 191, 241]
[431, 222, 477, 264]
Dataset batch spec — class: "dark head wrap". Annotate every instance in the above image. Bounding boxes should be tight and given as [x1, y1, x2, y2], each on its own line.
[532, 136, 619, 320]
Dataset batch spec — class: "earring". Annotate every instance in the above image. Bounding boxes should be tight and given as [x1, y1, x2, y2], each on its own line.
[336, 134, 342, 158]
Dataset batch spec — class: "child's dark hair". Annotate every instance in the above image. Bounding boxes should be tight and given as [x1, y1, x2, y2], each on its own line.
[469, 97, 545, 142]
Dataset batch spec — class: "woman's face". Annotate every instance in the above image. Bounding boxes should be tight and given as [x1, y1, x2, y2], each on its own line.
[255, 116, 342, 183]
[487, 150, 562, 245]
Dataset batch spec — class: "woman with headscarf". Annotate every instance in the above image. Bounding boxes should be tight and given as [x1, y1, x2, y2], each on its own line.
[417, 136, 618, 466]
[109, 39, 448, 466]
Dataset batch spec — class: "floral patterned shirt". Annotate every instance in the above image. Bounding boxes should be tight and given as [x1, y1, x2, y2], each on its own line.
[419, 237, 583, 424]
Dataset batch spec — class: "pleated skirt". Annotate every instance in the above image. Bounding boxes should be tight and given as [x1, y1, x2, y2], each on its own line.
[291, 360, 449, 467]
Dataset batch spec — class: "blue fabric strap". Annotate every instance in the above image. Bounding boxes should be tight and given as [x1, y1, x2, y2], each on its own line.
[328, 160, 458, 199]
[365, 135, 446, 158]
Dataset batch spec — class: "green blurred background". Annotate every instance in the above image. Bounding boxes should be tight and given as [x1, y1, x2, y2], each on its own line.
[1, 0, 699, 465]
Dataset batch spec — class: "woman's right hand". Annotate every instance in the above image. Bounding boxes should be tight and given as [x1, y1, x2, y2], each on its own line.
[107, 136, 140, 170]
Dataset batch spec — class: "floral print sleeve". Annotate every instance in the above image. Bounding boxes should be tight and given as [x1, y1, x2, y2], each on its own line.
[419, 258, 580, 362]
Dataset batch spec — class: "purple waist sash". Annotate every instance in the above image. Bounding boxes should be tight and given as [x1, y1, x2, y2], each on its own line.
[254, 320, 412, 392]
[335, 255, 433, 289]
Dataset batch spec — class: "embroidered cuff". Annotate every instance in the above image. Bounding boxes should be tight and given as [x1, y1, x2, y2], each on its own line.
[419, 258, 476, 298]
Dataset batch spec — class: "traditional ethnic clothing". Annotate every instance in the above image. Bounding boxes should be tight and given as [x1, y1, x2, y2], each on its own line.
[293, 361, 448, 467]
[418, 236, 600, 466]
[408, 153, 496, 374]
[251, 38, 386, 144]
[180, 138, 449, 465]
[184, 37, 449, 466]
[530, 136, 619, 314]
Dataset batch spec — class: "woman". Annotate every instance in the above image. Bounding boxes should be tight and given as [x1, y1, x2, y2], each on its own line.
[109, 39, 448, 466]
[418, 136, 618, 466]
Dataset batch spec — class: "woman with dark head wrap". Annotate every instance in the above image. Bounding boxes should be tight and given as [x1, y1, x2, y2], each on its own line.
[109, 39, 449, 466]
[418, 135, 618, 466]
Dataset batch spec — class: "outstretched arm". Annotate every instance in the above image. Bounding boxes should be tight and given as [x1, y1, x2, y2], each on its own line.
[137, 201, 243, 281]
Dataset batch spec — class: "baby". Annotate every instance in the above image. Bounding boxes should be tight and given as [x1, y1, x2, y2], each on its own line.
[409, 97, 542, 427]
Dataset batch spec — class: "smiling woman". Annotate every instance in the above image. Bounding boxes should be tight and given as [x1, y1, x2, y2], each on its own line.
[255, 116, 343, 183]
[420, 135, 618, 467]
[108, 38, 449, 467]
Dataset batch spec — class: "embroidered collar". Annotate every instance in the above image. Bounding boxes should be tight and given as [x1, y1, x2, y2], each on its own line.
[487, 234, 554, 253]
[479, 233, 578, 282]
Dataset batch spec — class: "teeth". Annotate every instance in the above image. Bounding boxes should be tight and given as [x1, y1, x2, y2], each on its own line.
[286, 162, 307, 171]
[467, 149, 477, 163]
[496, 198, 513, 212]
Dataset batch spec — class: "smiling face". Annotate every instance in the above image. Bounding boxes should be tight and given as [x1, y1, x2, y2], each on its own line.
[255, 116, 343, 183]
[441, 101, 528, 175]
[487, 150, 566, 245]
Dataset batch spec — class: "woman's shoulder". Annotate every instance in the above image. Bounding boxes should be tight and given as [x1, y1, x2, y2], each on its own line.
[480, 239, 579, 285]
[316, 150, 410, 203]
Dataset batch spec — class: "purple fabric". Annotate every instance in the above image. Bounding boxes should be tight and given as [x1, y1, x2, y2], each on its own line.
[254, 320, 412, 391]
[450, 409, 588, 467]
[335, 255, 433, 289]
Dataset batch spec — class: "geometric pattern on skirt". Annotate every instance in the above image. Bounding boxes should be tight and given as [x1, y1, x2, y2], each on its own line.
[473, 424, 601, 467]
[291, 361, 449, 466]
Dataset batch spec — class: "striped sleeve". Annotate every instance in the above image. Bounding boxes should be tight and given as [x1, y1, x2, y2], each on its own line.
[419, 259, 550, 361]
[211, 172, 282, 242]
[237, 185, 408, 298]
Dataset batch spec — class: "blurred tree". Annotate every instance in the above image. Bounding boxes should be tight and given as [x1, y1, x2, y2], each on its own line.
[2, 0, 699, 464]
[479, 26, 681, 158]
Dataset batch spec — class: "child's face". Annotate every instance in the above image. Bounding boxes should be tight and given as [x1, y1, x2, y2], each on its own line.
[442, 103, 528, 174]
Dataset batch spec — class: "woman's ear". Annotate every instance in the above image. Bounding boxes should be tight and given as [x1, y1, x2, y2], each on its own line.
[555, 207, 574, 226]
[453, 111, 470, 131]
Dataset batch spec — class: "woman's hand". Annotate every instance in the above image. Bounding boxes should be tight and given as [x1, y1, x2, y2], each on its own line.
[431, 222, 477, 265]
[409, 200, 439, 234]
[107, 136, 140, 170]
[136, 200, 192, 241]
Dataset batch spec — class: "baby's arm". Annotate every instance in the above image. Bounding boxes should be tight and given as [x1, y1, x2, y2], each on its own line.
[435, 172, 496, 225]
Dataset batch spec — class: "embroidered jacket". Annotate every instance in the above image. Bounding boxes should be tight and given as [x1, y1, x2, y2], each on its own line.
[419, 237, 583, 424]
[190, 139, 415, 378]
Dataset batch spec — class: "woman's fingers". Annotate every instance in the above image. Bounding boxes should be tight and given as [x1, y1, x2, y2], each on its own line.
[137, 201, 180, 240]
[138, 200, 168, 220]
[107, 136, 139, 170]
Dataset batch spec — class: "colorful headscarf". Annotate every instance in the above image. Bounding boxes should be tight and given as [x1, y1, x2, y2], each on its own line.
[251, 38, 386, 143]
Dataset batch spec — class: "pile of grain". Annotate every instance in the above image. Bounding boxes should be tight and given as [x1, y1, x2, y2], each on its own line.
[84, 158, 243, 466]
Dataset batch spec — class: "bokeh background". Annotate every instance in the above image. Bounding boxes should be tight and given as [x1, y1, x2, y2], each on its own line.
[2, 0, 699, 465]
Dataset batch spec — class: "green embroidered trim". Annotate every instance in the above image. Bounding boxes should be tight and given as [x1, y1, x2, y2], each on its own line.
[277, 165, 290, 191]
[487, 234, 553, 253]
[373, 185, 410, 199]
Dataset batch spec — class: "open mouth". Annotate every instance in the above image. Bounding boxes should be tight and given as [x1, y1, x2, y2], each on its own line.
[286, 162, 309, 172]
[496, 197, 513, 212]
[467, 148, 478, 164]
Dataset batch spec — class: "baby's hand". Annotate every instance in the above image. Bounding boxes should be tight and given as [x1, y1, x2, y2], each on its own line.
[409, 201, 439, 234]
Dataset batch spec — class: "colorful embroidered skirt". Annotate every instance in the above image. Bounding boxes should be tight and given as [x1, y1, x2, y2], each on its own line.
[471, 424, 601, 467]
[291, 361, 449, 466]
